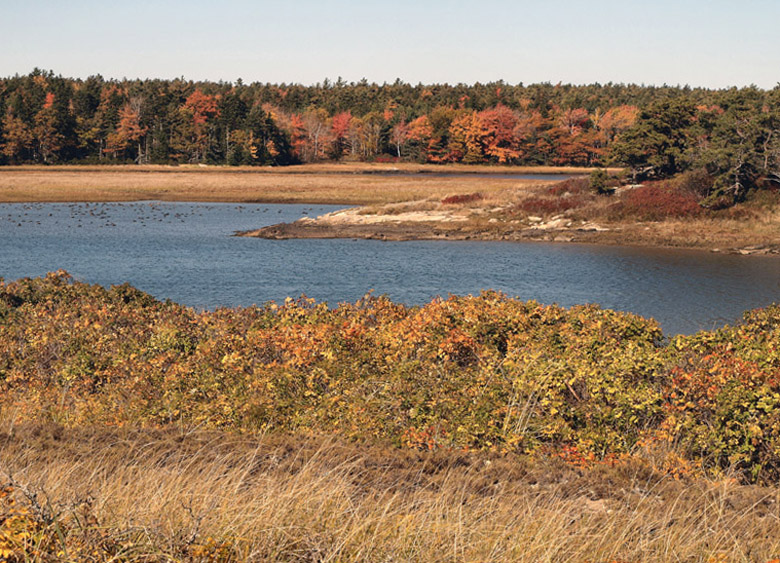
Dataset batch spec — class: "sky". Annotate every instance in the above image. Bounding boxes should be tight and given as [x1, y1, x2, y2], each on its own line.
[1, 0, 778, 89]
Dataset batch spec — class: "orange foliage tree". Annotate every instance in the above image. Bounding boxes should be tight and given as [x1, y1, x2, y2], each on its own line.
[170, 90, 219, 163]
[105, 101, 147, 162]
[478, 104, 521, 163]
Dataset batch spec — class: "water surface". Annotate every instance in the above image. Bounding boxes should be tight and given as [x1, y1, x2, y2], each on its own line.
[1, 201, 778, 335]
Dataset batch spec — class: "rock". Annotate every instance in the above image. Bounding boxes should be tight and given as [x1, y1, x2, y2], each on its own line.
[539, 218, 568, 229]
[577, 222, 609, 232]
[738, 247, 769, 255]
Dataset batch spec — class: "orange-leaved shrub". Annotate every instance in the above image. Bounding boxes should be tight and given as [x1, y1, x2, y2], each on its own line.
[3, 272, 780, 482]
[662, 305, 780, 480]
[0, 272, 664, 458]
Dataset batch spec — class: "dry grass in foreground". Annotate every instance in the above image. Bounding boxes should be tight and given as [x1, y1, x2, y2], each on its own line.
[2, 423, 780, 562]
[0, 163, 583, 205]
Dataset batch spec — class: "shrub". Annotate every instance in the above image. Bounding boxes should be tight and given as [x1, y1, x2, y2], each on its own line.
[589, 168, 614, 195]
[514, 195, 587, 216]
[0, 483, 238, 561]
[548, 177, 589, 196]
[441, 192, 483, 205]
[0, 275, 664, 457]
[6, 273, 780, 482]
[743, 188, 780, 211]
[676, 168, 714, 198]
[610, 182, 703, 221]
[662, 352, 780, 481]
[373, 155, 399, 164]
[663, 306, 780, 481]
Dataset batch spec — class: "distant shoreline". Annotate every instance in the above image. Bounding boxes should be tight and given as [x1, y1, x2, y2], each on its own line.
[1, 163, 777, 255]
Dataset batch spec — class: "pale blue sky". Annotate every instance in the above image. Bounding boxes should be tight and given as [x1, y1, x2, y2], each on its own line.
[1, 0, 777, 88]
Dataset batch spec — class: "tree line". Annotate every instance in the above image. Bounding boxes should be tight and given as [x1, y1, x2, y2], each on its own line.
[1, 70, 779, 201]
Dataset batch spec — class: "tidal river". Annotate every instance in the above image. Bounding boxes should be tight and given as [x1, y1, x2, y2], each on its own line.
[1, 201, 778, 336]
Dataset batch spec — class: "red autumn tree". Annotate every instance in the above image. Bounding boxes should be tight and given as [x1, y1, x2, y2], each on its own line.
[287, 113, 308, 161]
[405, 115, 433, 162]
[513, 109, 548, 161]
[329, 111, 353, 159]
[184, 90, 219, 126]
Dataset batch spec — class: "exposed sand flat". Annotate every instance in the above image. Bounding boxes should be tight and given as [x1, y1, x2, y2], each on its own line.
[317, 206, 469, 224]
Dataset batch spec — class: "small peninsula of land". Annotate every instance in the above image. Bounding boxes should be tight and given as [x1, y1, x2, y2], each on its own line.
[235, 167, 780, 255]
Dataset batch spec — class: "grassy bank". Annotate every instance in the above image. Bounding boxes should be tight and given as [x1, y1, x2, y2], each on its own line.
[3, 423, 780, 562]
[0, 163, 581, 205]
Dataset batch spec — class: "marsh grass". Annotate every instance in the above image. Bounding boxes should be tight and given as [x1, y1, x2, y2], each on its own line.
[2, 423, 780, 562]
[0, 164, 569, 205]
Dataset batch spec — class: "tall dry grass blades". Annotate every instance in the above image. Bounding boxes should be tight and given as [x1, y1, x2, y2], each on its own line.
[2, 425, 780, 561]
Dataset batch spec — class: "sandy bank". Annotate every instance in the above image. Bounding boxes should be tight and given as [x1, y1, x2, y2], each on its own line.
[238, 204, 780, 255]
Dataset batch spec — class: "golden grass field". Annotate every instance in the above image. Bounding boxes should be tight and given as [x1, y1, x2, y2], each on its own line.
[3, 423, 780, 562]
[0, 163, 590, 205]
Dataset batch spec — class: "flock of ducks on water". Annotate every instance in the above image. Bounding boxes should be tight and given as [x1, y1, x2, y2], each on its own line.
[0, 202, 323, 229]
